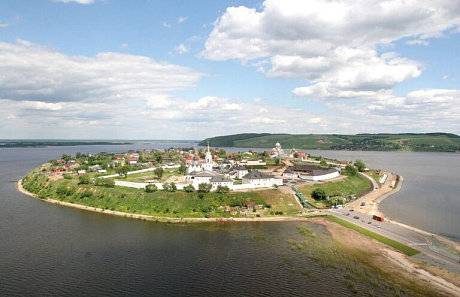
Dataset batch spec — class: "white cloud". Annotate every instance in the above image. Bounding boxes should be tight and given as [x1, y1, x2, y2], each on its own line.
[0, 40, 204, 104]
[0, 23, 9, 28]
[53, 0, 96, 4]
[202, 0, 459, 101]
[174, 43, 189, 54]
[178, 16, 187, 23]
[406, 39, 430, 46]
[162, 22, 171, 28]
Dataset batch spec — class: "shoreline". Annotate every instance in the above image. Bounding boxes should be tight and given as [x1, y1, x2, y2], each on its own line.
[15, 172, 401, 224]
[17, 179, 312, 223]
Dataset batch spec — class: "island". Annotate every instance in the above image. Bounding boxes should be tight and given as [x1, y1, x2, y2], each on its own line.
[199, 132, 460, 152]
[18, 142, 460, 296]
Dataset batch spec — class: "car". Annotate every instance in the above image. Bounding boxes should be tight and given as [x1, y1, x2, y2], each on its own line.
[368, 221, 372, 224]
[377, 225, 381, 228]
[346, 213, 350, 216]
[353, 216, 359, 219]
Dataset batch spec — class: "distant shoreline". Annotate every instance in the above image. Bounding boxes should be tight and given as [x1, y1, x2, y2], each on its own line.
[0, 141, 133, 148]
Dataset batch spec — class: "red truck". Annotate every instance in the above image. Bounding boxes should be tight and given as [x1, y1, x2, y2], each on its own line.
[373, 215, 384, 222]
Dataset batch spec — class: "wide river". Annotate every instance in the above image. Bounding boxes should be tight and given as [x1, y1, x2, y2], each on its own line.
[1, 142, 459, 296]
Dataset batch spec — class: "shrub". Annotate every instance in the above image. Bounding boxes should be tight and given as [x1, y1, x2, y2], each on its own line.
[145, 184, 158, 193]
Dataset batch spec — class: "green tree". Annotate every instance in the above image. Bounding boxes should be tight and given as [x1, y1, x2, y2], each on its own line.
[76, 152, 82, 159]
[183, 184, 195, 192]
[320, 159, 327, 167]
[116, 166, 129, 178]
[162, 182, 171, 191]
[342, 164, 358, 176]
[154, 167, 164, 179]
[61, 154, 71, 162]
[275, 157, 280, 165]
[215, 185, 230, 194]
[178, 163, 187, 175]
[170, 182, 177, 192]
[198, 183, 212, 193]
[145, 184, 158, 193]
[155, 154, 163, 164]
[78, 175, 90, 185]
[354, 159, 366, 172]
[311, 188, 327, 200]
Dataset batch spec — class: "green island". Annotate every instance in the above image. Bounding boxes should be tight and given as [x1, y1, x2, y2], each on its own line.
[200, 132, 460, 152]
[21, 146, 373, 219]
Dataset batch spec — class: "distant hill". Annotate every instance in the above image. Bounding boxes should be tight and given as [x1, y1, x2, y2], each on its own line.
[199, 133, 460, 152]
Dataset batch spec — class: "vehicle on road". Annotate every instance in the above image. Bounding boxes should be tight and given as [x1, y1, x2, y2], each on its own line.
[353, 216, 359, 219]
[368, 221, 372, 224]
[373, 215, 384, 222]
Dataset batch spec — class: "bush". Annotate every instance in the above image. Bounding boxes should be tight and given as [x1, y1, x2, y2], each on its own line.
[183, 184, 195, 192]
[198, 183, 212, 193]
[145, 184, 158, 193]
[342, 164, 358, 176]
[79, 175, 90, 184]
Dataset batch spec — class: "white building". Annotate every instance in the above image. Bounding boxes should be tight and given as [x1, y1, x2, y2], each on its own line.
[270, 142, 286, 158]
[242, 170, 283, 188]
[187, 143, 214, 174]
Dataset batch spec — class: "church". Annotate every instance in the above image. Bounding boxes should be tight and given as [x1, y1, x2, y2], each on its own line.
[187, 143, 213, 174]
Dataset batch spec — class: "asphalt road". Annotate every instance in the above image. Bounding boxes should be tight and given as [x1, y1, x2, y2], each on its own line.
[325, 209, 460, 269]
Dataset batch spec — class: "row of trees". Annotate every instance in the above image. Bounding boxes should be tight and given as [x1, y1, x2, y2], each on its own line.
[144, 182, 230, 194]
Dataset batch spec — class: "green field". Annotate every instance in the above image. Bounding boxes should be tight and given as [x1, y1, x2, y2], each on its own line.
[299, 174, 372, 208]
[325, 215, 420, 256]
[22, 167, 301, 218]
[200, 133, 460, 152]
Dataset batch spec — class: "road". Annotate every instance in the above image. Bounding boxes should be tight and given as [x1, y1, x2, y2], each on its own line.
[325, 209, 460, 270]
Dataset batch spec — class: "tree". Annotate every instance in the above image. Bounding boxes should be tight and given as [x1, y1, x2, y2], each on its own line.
[162, 182, 171, 191]
[320, 159, 327, 167]
[61, 154, 71, 162]
[183, 184, 195, 193]
[116, 166, 129, 178]
[215, 185, 230, 194]
[155, 154, 163, 164]
[76, 152, 82, 159]
[145, 184, 158, 193]
[293, 152, 299, 159]
[354, 159, 366, 172]
[170, 182, 177, 192]
[178, 163, 187, 175]
[311, 188, 327, 200]
[78, 175, 90, 185]
[198, 183, 212, 193]
[154, 167, 164, 179]
[342, 164, 358, 176]
[275, 157, 280, 165]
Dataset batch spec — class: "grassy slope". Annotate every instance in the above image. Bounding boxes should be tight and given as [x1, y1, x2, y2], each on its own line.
[22, 169, 301, 218]
[299, 174, 372, 208]
[233, 134, 351, 149]
[203, 133, 460, 150]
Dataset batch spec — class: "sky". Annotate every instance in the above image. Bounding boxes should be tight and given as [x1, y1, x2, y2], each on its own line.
[0, 0, 459, 140]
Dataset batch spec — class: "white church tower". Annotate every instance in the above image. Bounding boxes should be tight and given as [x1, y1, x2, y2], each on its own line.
[203, 142, 213, 172]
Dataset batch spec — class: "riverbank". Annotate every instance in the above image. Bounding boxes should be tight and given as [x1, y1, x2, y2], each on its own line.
[17, 179, 311, 223]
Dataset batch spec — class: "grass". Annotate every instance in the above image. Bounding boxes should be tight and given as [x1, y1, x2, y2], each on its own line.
[299, 174, 372, 208]
[22, 167, 300, 218]
[325, 215, 420, 256]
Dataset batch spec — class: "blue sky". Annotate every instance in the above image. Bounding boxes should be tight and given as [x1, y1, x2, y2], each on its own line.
[0, 0, 459, 140]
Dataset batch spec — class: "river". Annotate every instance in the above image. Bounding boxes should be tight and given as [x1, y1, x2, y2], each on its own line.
[0, 143, 459, 296]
